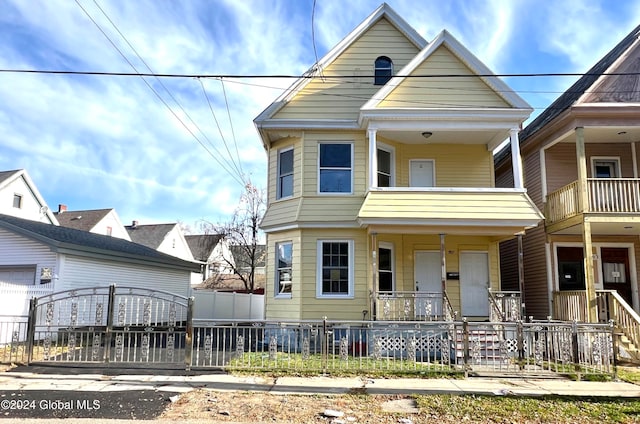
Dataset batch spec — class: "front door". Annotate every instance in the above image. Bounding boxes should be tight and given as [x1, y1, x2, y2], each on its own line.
[414, 251, 441, 317]
[601, 247, 633, 307]
[410, 160, 434, 187]
[460, 251, 490, 317]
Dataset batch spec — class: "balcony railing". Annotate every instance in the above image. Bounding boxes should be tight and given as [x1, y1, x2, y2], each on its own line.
[374, 292, 456, 321]
[545, 179, 640, 224]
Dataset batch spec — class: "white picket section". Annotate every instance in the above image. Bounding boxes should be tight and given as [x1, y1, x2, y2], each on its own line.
[192, 290, 264, 320]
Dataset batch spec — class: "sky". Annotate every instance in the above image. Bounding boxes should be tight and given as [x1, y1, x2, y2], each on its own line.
[1, 0, 639, 231]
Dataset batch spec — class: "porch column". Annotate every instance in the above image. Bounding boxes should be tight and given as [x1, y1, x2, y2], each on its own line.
[440, 234, 447, 293]
[370, 232, 378, 320]
[576, 127, 598, 322]
[368, 129, 378, 189]
[510, 128, 524, 189]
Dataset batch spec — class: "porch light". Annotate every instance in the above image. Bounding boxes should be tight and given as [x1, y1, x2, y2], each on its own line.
[421, 131, 433, 139]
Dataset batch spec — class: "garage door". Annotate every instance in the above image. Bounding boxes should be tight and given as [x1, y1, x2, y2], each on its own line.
[0, 266, 36, 285]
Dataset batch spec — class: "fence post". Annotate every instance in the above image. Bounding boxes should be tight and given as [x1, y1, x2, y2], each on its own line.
[103, 284, 116, 363]
[610, 319, 618, 379]
[26, 297, 38, 365]
[517, 320, 525, 370]
[462, 318, 469, 376]
[185, 296, 194, 371]
[322, 316, 328, 374]
[571, 320, 581, 380]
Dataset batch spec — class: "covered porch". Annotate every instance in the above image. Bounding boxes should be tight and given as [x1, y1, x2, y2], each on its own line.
[358, 191, 542, 322]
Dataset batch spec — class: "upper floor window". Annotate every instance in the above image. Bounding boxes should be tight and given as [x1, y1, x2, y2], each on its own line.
[276, 242, 293, 297]
[277, 148, 294, 199]
[13, 194, 22, 209]
[317, 240, 354, 298]
[319, 143, 353, 193]
[591, 157, 620, 178]
[374, 56, 393, 85]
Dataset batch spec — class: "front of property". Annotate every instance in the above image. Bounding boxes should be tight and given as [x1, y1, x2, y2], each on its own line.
[255, 4, 543, 322]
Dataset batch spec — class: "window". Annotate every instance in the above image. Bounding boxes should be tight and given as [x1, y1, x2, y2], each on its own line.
[557, 247, 585, 291]
[319, 143, 352, 193]
[374, 56, 393, 85]
[317, 240, 354, 297]
[592, 158, 620, 178]
[378, 244, 394, 292]
[377, 146, 393, 187]
[276, 242, 293, 297]
[277, 148, 294, 199]
[106, 226, 113, 236]
[12, 194, 22, 209]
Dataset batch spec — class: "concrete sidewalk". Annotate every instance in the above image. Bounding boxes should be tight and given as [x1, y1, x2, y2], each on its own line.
[1, 365, 639, 398]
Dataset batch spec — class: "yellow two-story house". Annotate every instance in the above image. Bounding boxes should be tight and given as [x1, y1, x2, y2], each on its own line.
[254, 3, 543, 322]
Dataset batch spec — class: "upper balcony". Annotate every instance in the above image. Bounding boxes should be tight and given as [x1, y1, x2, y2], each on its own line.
[545, 178, 640, 228]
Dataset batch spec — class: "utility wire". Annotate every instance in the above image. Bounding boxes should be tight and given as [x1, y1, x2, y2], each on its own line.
[219, 78, 245, 179]
[75, 0, 245, 186]
[2, 68, 640, 79]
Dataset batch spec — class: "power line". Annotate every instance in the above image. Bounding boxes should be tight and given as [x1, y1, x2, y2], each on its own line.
[75, 0, 245, 186]
[2, 68, 640, 79]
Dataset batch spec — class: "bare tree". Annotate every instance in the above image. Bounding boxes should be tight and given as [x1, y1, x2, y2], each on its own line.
[201, 183, 266, 293]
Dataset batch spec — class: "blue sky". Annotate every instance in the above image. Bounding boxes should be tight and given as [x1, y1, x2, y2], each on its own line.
[1, 0, 639, 230]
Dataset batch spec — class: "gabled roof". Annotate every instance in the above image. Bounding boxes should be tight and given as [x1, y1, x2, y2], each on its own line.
[361, 29, 531, 114]
[0, 214, 199, 271]
[125, 223, 178, 249]
[185, 234, 223, 262]
[254, 2, 427, 126]
[55, 208, 113, 232]
[518, 24, 640, 143]
[0, 169, 58, 224]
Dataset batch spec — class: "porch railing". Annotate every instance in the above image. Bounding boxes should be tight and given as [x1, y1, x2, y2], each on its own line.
[545, 179, 640, 224]
[488, 290, 521, 322]
[553, 290, 640, 360]
[375, 292, 451, 321]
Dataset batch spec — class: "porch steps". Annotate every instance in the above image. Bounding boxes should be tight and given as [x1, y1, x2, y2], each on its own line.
[452, 330, 510, 365]
[618, 333, 640, 362]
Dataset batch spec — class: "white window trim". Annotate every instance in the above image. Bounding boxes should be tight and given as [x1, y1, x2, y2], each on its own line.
[377, 143, 395, 188]
[316, 239, 355, 299]
[275, 241, 293, 299]
[409, 159, 436, 187]
[317, 142, 354, 195]
[378, 241, 395, 292]
[276, 146, 294, 200]
[590, 156, 621, 178]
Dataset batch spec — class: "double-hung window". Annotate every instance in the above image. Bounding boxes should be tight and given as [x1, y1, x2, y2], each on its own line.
[276, 242, 293, 297]
[377, 146, 393, 187]
[277, 148, 294, 199]
[378, 244, 394, 292]
[317, 240, 354, 298]
[319, 143, 352, 193]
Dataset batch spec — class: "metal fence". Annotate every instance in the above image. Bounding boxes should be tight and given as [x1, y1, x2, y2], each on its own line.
[0, 306, 616, 379]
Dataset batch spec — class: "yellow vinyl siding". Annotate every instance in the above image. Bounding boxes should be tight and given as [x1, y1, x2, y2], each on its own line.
[273, 18, 420, 120]
[379, 46, 510, 109]
[261, 198, 301, 229]
[299, 229, 369, 320]
[265, 230, 302, 320]
[296, 197, 364, 222]
[398, 144, 492, 187]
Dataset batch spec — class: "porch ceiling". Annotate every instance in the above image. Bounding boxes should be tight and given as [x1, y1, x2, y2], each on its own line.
[547, 217, 640, 236]
[377, 129, 503, 145]
[552, 125, 640, 145]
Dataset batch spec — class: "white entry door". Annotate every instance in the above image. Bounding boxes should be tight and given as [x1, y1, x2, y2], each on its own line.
[414, 251, 441, 317]
[410, 160, 434, 187]
[460, 251, 489, 317]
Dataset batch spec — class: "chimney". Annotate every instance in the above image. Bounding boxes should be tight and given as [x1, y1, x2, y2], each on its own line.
[131, 220, 138, 228]
[58, 204, 67, 213]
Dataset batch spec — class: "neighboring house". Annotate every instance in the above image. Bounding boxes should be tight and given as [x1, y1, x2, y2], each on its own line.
[0, 169, 58, 224]
[54, 204, 131, 240]
[254, 4, 543, 321]
[495, 25, 640, 327]
[185, 234, 234, 285]
[125, 222, 195, 262]
[0, 213, 200, 316]
[231, 244, 266, 276]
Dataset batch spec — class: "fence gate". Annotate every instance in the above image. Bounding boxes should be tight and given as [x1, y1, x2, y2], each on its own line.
[26, 285, 192, 367]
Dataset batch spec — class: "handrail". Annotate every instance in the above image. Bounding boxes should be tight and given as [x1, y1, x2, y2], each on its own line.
[604, 290, 640, 354]
[442, 291, 457, 322]
[487, 289, 505, 322]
